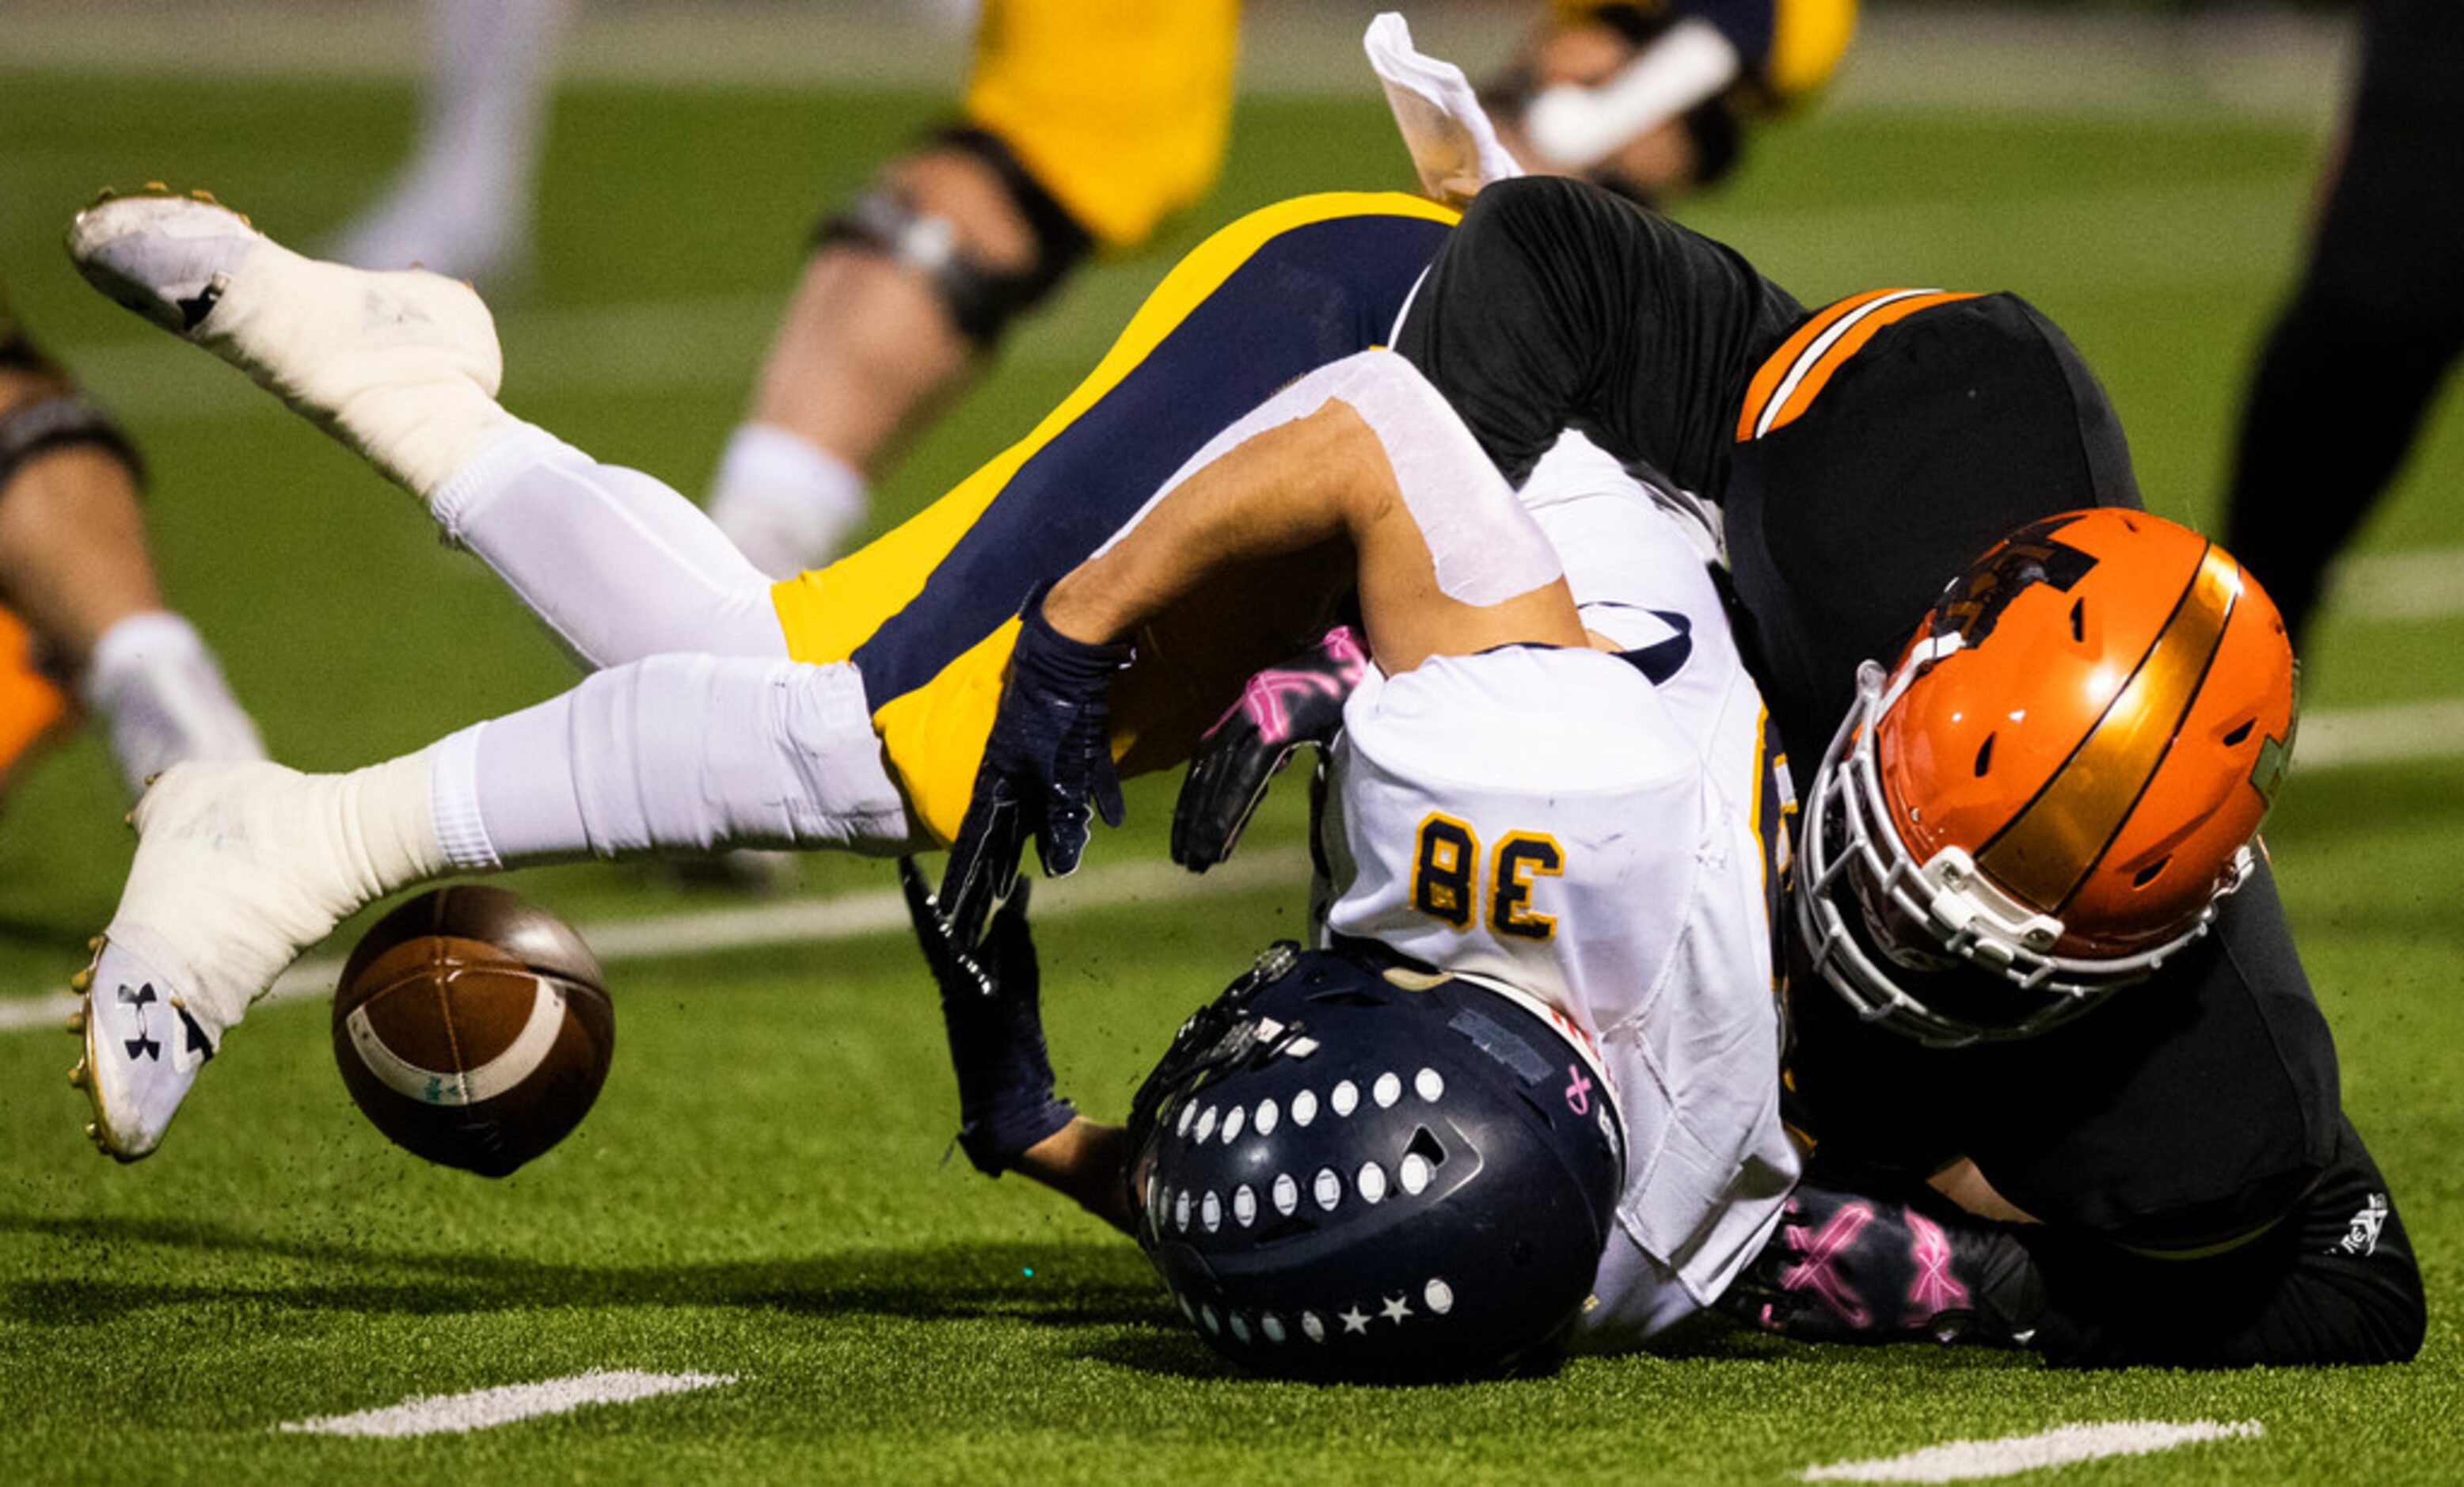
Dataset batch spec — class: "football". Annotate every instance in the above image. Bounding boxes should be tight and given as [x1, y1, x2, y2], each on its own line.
[331, 885, 614, 1177]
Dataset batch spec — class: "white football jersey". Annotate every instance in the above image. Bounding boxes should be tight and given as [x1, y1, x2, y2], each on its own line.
[1318, 473, 1797, 1340]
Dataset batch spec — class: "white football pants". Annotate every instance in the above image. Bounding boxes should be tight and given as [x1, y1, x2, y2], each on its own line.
[416, 425, 914, 869]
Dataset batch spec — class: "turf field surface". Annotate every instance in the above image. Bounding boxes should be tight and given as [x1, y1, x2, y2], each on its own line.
[4, 7, 2461, 1482]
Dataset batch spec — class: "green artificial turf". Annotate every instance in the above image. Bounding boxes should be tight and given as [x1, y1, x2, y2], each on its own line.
[5, 44, 2462, 1487]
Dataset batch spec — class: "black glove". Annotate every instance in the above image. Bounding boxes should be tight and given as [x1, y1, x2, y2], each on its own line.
[1716, 1177, 2048, 1348]
[1170, 624, 1367, 872]
[900, 858, 1078, 1176]
[940, 582, 1133, 944]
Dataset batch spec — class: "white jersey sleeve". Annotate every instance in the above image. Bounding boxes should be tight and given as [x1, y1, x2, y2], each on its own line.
[1318, 637, 1797, 1330]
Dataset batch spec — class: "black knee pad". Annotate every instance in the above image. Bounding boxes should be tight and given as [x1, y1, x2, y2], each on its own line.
[813, 124, 1095, 348]
[0, 393, 146, 496]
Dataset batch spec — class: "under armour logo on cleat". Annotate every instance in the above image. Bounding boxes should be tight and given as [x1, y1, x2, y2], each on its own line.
[117, 982, 161, 1062]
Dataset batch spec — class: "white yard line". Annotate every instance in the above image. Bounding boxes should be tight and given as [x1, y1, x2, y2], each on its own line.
[276, 1368, 735, 1438]
[1802, 1419, 2264, 1484]
[2293, 698, 2464, 770]
[0, 847, 1310, 1031]
[2333, 547, 2464, 622]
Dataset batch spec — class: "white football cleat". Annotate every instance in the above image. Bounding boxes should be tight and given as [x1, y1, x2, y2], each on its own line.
[70, 937, 215, 1163]
[71, 759, 392, 1160]
[67, 188, 517, 497]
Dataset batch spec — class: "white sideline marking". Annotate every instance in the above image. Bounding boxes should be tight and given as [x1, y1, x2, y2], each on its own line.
[2294, 698, 2464, 770]
[1802, 1419, 2264, 1483]
[0, 847, 1310, 1032]
[276, 1368, 735, 1438]
[2333, 547, 2464, 622]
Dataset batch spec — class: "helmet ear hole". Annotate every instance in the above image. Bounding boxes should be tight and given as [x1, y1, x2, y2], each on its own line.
[2223, 719, 2255, 747]
[2131, 856, 2171, 889]
[1973, 733, 1996, 777]
[2069, 597, 2086, 645]
[1406, 1126, 1447, 1167]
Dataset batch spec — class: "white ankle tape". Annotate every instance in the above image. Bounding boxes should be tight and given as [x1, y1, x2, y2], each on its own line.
[204, 239, 518, 497]
[330, 754, 454, 899]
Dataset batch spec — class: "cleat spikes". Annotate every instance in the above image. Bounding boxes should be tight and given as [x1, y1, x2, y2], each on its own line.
[70, 968, 93, 992]
[88, 934, 103, 951]
[189, 188, 219, 204]
[142, 179, 167, 192]
[66, 1007, 88, 1034]
[69, 1061, 89, 1090]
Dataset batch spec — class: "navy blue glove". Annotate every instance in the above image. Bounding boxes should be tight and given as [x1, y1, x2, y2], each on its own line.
[1717, 1178, 2047, 1348]
[900, 858, 1077, 1176]
[940, 582, 1133, 945]
[1170, 624, 1367, 872]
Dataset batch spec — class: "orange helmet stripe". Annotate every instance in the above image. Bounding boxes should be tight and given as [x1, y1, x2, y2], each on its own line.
[1751, 291, 1980, 440]
[1735, 287, 1911, 441]
[1976, 544, 2243, 912]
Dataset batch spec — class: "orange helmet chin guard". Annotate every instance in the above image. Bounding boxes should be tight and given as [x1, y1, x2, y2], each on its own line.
[1794, 509, 2297, 1047]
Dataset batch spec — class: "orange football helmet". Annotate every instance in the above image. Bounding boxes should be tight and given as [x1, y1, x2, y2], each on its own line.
[1797, 508, 2298, 1045]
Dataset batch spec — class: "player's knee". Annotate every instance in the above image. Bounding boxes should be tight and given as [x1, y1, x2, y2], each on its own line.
[812, 126, 1094, 349]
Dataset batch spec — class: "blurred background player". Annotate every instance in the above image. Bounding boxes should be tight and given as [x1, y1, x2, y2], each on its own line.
[335, 2, 1853, 580]
[703, 0, 1244, 577]
[331, 0, 573, 287]
[2220, 0, 2464, 652]
[0, 293, 263, 807]
[708, 0, 1854, 580]
[1489, 0, 1855, 206]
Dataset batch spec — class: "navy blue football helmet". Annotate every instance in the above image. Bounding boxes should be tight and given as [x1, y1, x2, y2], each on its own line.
[1127, 942, 1626, 1382]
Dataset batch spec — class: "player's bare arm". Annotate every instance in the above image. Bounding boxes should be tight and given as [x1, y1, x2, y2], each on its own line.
[1041, 397, 1584, 670]
[942, 349, 1588, 931]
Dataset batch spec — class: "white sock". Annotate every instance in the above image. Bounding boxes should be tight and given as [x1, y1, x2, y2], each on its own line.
[431, 426, 789, 667]
[706, 423, 871, 580]
[113, 751, 451, 1036]
[79, 611, 266, 799]
[335, 0, 572, 282]
[428, 653, 914, 868]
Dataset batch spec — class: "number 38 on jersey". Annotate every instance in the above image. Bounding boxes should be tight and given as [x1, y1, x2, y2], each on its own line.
[1411, 813, 1564, 941]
